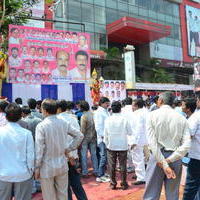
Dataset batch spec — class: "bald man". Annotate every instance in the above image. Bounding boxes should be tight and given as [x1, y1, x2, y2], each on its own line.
[52, 50, 71, 79]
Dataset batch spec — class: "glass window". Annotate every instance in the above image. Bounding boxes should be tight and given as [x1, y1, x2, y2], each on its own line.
[94, 6, 106, 24]
[165, 15, 173, 23]
[94, 0, 105, 6]
[106, 0, 117, 9]
[106, 8, 119, 24]
[95, 24, 106, 33]
[118, 2, 128, 12]
[128, 0, 136, 5]
[82, 0, 93, 3]
[69, 23, 82, 31]
[173, 4, 179, 17]
[173, 17, 180, 25]
[55, 2, 63, 18]
[128, 5, 138, 15]
[157, 13, 165, 22]
[149, 10, 157, 19]
[138, 7, 148, 17]
[82, 3, 94, 23]
[68, 1, 81, 21]
[118, 11, 127, 18]
[90, 32, 95, 49]
[84, 22, 95, 32]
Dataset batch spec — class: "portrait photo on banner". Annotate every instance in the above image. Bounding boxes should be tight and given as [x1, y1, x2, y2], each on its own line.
[100, 80, 126, 102]
[8, 25, 91, 85]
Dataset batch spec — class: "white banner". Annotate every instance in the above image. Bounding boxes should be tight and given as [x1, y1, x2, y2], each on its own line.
[124, 51, 135, 89]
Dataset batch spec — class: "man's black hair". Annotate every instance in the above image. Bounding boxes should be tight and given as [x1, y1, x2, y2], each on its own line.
[27, 98, 37, 109]
[0, 101, 9, 112]
[133, 99, 144, 108]
[124, 97, 132, 105]
[5, 103, 22, 122]
[21, 106, 31, 115]
[15, 98, 22, 105]
[183, 98, 196, 114]
[57, 100, 74, 112]
[79, 101, 90, 112]
[75, 50, 88, 60]
[99, 97, 110, 105]
[11, 47, 18, 52]
[111, 101, 121, 113]
[10, 28, 18, 33]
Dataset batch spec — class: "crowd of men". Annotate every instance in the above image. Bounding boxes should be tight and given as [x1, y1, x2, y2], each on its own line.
[0, 92, 199, 200]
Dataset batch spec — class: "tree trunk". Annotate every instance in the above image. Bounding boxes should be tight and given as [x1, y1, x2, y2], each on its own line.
[0, 0, 6, 29]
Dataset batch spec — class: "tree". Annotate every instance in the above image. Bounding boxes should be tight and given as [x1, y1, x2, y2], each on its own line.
[151, 68, 175, 83]
[101, 47, 121, 60]
[0, 0, 38, 51]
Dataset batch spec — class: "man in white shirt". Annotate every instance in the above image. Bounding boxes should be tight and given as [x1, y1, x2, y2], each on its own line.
[183, 94, 200, 200]
[0, 103, 34, 200]
[57, 100, 88, 200]
[121, 97, 134, 172]
[0, 100, 9, 127]
[94, 97, 110, 182]
[9, 47, 21, 67]
[130, 99, 148, 185]
[104, 101, 132, 190]
[144, 92, 191, 200]
[9, 28, 20, 44]
[35, 99, 83, 200]
[69, 50, 90, 80]
[52, 50, 71, 80]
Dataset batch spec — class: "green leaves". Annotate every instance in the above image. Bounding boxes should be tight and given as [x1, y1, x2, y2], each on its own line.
[151, 68, 175, 83]
[0, 0, 38, 52]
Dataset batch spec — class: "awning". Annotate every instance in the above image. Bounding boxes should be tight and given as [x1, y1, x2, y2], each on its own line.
[106, 16, 171, 45]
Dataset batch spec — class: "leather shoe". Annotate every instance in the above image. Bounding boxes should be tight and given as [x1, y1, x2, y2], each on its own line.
[133, 181, 145, 185]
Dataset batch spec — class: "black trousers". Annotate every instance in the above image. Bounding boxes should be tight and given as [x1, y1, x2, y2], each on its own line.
[183, 158, 200, 200]
[68, 163, 88, 200]
[107, 149, 128, 186]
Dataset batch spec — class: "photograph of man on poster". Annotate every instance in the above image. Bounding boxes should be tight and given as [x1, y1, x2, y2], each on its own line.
[52, 50, 71, 79]
[9, 47, 21, 67]
[69, 50, 90, 80]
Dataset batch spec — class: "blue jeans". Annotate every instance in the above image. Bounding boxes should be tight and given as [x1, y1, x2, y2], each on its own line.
[68, 163, 88, 200]
[183, 158, 200, 200]
[81, 140, 98, 175]
[97, 142, 107, 177]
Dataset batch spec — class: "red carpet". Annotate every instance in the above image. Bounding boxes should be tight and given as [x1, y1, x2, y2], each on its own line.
[32, 172, 145, 200]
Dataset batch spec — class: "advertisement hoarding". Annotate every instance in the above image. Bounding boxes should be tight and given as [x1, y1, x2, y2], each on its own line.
[186, 6, 200, 57]
[8, 25, 90, 85]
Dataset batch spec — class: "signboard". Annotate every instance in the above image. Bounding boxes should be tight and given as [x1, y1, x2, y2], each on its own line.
[186, 6, 200, 57]
[124, 51, 135, 89]
[100, 80, 126, 102]
[190, 0, 200, 3]
[8, 25, 90, 84]
[150, 42, 183, 61]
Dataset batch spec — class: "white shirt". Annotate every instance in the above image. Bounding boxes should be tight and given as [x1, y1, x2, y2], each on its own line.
[188, 110, 200, 160]
[130, 108, 148, 146]
[147, 105, 191, 169]
[52, 68, 71, 80]
[69, 67, 90, 80]
[0, 112, 7, 127]
[57, 112, 80, 159]
[94, 106, 109, 144]
[35, 115, 83, 178]
[0, 122, 34, 182]
[104, 113, 132, 151]
[121, 105, 134, 145]
[9, 56, 21, 67]
[9, 37, 20, 44]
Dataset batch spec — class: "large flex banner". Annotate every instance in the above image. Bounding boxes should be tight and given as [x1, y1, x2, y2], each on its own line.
[8, 25, 90, 84]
